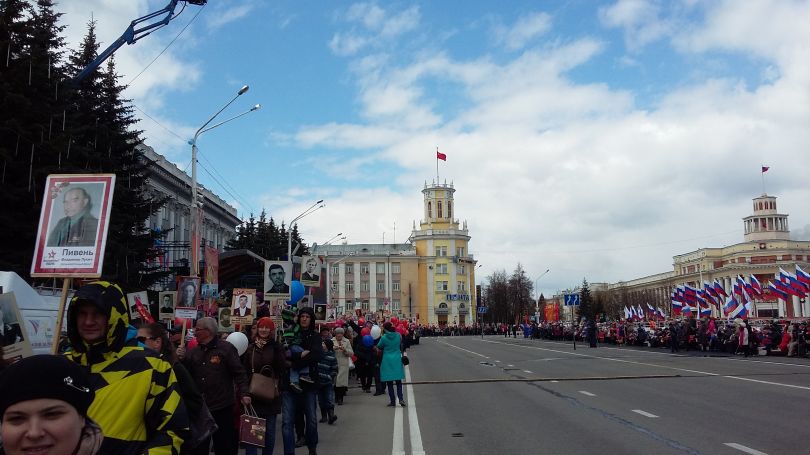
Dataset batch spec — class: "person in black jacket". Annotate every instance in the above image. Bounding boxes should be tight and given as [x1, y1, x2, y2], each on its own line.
[281, 307, 323, 455]
[181, 317, 250, 455]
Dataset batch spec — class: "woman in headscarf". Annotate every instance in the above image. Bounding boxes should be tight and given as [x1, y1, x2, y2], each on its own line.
[242, 317, 285, 455]
[332, 327, 354, 405]
[0, 355, 103, 455]
[376, 322, 406, 407]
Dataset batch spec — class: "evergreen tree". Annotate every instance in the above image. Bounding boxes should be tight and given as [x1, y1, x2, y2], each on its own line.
[508, 263, 532, 323]
[0, 0, 65, 276]
[577, 278, 594, 322]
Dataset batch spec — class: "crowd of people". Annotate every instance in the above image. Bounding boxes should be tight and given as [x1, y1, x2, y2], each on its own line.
[420, 318, 809, 358]
[0, 281, 414, 455]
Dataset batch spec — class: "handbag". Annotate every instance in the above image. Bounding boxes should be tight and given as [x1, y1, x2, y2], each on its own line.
[188, 401, 217, 449]
[401, 353, 410, 365]
[239, 404, 267, 447]
[249, 348, 278, 402]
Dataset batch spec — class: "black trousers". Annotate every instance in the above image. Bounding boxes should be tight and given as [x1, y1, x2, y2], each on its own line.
[193, 406, 237, 455]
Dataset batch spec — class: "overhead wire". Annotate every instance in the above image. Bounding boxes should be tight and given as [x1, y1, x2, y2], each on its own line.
[127, 1, 202, 86]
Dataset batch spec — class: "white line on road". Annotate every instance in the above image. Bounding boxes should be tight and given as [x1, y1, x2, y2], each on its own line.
[507, 364, 514, 367]
[724, 443, 769, 455]
[550, 380, 559, 383]
[632, 409, 659, 418]
[405, 366, 426, 455]
[439, 340, 488, 358]
[578, 390, 596, 397]
[523, 370, 533, 374]
[392, 401, 405, 455]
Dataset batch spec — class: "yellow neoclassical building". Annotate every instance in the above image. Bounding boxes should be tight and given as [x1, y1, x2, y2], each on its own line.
[314, 179, 478, 326]
[409, 180, 477, 326]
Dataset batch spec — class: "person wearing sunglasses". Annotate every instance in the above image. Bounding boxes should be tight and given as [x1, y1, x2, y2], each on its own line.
[138, 323, 209, 453]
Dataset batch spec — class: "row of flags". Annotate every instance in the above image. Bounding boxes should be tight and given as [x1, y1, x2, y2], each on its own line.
[623, 303, 666, 321]
[667, 265, 810, 319]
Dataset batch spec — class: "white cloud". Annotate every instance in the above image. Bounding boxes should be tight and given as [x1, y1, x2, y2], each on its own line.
[206, 3, 255, 30]
[492, 11, 552, 51]
[329, 3, 421, 56]
[599, 0, 673, 50]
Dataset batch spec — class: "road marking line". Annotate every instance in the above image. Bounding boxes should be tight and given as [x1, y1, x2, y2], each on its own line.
[578, 390, 596, 397]
[550, 380, 559, 383]
[481, 339, 810, 391]
[725, 357, 810, 369]
[405, 366, 426, 455]
[495, 360, 501, 362]
[507, 364, 514, 367]
[632, 409, 659, 418]
[392, 400, 404, 455]
[724, 443, 769, 455]
[439, 340, 488, 358]
[524, 370, 533, 374]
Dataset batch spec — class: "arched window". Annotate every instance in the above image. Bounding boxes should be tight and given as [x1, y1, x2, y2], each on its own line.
[428, 201, 432, 218]
[438, 201, 443, 218]
[448, 202, 452, 220]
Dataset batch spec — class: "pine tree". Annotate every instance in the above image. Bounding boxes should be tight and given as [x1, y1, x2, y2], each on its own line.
[577, 278, 594, 322]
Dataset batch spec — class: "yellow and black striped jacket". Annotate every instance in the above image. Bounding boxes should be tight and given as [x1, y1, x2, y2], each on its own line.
[66, 281, 188, 455]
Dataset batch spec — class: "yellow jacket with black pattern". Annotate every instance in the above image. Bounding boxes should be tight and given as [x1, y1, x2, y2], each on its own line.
[65, 281, 188, 455]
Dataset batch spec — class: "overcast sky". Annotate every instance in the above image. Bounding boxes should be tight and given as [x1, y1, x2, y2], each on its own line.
[58, 0, 810, 297]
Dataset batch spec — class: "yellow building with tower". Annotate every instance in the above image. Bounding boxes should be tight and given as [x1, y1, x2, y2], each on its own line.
[315, 178, 478, 327]
[409, 180, 478, 327]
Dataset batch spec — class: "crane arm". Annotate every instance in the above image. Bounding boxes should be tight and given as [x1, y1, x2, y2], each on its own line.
[73, 0, 206, 83]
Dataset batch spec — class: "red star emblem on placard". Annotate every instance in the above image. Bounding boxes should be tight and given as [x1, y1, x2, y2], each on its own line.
[47, 250, 56, 259]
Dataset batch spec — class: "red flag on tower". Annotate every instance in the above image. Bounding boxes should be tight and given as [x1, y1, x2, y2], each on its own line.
[437, 150, 447, 161]
[761, 165, 769, 173]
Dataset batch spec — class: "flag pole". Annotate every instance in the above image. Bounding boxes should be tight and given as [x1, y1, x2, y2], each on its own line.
[436, 147, 440, 183]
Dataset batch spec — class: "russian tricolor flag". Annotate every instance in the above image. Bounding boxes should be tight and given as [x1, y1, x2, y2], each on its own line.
[713, 280, 728, 298]
[768, 281, 789, 300]
[796, 265, 810, 286]
[749, 274, 763, 297]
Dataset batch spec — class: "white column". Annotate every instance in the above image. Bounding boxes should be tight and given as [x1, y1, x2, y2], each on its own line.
[369, 264, 377, 312]
[792, 295, 801, 318]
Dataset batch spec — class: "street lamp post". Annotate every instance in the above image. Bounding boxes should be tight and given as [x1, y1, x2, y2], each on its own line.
[321, 233, 344, 246]
[189, 84, 258, 277]
[287, 200, 325, 261]
[534, 269, 550, 325]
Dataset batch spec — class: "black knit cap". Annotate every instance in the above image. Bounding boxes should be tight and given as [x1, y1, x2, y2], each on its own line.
[0, 355, 95, 417]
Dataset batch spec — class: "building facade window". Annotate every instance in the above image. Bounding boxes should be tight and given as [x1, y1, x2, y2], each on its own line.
[362, 301, 369, 311]
[438, 201, 443, 218]
[436, 281, 448, 291]
[332, 265, 339, 275]
[392, 281, 400, 291]
[456, 247, 464, 257]
[330, 283, 337, 291]
[345, 263, 353, 274]
[392, 263, 401, 274]
[457, 281, 466, 292]
[428, 202, 432, 218]
[346, 282, 354, 292]
[361, 281, 369, 292]
[376, 282, 385, 291]
[448, 202, 452, 220]
[361, 263, 369, 274]
[376, 263, 385, 274]
[435, 246, 447, 257]
[436, 263, 448, 274]
[458, 264, 465, 274]
[392, 300, 400, 311]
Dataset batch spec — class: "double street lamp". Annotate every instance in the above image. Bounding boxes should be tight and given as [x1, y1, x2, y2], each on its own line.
[189, 84, 260, 276]
[287, 200, 325, 261]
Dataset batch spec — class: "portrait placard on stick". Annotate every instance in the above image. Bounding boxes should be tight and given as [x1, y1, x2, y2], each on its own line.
[31, 174, 116, 277]
[231, 288, 256, 325]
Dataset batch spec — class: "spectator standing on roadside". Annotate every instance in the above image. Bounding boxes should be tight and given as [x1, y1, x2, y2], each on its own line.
[332, 327, 354, 405]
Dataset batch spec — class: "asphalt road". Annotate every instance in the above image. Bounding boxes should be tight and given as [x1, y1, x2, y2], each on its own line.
[405, 335, 810, 455]
[241, 336, 810, 454]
